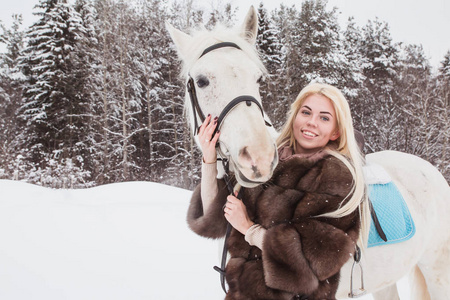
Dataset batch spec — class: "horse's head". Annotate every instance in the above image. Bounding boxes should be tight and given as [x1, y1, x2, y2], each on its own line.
[167, 7, 278, 188]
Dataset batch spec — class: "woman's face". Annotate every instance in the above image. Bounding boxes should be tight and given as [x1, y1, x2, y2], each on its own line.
[293, 94, 340, 155]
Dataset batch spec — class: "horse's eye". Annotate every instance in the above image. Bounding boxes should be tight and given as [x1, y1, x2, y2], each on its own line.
[196, 76, 209, 88]
[257, 75, 264, 84]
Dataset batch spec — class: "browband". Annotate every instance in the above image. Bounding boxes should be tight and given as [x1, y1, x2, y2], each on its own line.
[199, 42, 241, 59]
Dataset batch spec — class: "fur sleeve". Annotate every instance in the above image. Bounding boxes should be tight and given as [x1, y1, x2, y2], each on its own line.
[186, 179, 230, 238]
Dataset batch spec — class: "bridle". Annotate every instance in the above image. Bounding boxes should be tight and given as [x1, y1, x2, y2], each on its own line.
[186, 42, 272, 294]
[186, 42, 272, 142]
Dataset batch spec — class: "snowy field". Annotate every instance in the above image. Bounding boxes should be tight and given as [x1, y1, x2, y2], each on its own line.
[0, 180, 409, 299]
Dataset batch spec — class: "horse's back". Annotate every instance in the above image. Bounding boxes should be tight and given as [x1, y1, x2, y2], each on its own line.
[366, 150, 449, 242]
[366, 150, 448, 192]
[337, 150, 450, 298]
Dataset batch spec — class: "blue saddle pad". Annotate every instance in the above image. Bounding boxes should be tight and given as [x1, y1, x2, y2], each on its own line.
[367, 182, 416, 248]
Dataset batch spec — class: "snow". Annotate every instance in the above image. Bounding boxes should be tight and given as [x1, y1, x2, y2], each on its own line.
[0, 180, 410, 299]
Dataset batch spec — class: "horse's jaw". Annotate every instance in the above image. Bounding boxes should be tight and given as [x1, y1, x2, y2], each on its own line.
[224, 152, 278, 188]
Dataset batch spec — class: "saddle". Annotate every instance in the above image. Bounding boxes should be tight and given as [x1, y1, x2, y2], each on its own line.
[364, 162, 416, 248]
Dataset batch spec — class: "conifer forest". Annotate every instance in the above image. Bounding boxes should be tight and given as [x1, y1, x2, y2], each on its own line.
[0, 0, 449, 189]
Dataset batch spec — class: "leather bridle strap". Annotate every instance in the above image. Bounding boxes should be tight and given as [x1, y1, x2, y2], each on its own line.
[187, 77, 204, 134]
[212, 95, 268, 139]
[199, 42, 241, 58]
[187, 42, 241, 136]
[186, 41, 272, 137]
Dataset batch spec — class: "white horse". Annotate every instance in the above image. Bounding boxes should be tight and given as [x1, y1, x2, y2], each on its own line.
[167, 6, 450, 299]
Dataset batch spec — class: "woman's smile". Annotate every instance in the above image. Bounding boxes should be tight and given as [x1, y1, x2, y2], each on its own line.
[302, 129, 317, 138]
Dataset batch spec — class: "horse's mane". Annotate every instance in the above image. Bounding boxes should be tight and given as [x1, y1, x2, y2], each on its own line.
[178, 24, 267, 78]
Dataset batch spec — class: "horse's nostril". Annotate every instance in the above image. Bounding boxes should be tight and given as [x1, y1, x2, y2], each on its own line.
[239, 147, 252, 162]
[251, 165, 262, 178]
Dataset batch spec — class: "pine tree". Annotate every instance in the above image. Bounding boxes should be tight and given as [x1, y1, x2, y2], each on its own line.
[256, 2, 284, 129]
[296, 0, 359, 90]
[133, 0, 191, 186]
[271, 4, 299, 123]
[0, 14, 26, 179]
[358, 18, 400, 152]
[436, 51, 450, 181]
[439, 50, 450, 78]
[342, 17, 366, 131]
[73, 0, 105, 185]
[396, 44, 440, 157]
[18, 0, 90, 187]
[205, 3, 237, 29]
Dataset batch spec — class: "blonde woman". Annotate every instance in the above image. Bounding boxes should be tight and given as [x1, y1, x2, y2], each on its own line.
[188, 83, 369, 300]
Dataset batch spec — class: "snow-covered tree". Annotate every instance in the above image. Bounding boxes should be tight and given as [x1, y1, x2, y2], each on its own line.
[205, 2, 237, 29]
[18, 0, 91, 186]
[132, 0, 192, 187]
[358, 18, 400, 152]
[436, 51, 450, 181]
[270, 4, 300, 124]
[256, 2, 284, 129]
[395, 44, 434, 153]
[439, 50, 450, 79]
[0, 14, 26, 179]
[294, 0, 358, 91]
[342, 17, 367, 132]
[169, 0, 204, 30]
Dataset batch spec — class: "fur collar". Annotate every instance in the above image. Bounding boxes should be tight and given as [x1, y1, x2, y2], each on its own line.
[278, 146, 332, 163]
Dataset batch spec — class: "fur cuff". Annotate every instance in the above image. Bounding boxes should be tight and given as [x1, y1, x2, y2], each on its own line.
[187, 180, 230, 238]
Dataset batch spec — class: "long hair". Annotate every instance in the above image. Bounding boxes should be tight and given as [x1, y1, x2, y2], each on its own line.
[277, 83, 370, 247]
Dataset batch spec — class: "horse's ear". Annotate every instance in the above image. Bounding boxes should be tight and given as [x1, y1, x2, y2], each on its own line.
[166, 22, 193, 61]
[239, 6, 258, 45]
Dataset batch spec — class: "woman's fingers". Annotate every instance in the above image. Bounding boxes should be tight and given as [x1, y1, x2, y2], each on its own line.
[199, 115, 220, 163]
[224, 196, 240, 211]
[224, 196, 253, 235]
[206, 116, 218, 138]
[211, 128, 220, 144]
[198, 114, 211, 136]
[199, 115, 218, 141]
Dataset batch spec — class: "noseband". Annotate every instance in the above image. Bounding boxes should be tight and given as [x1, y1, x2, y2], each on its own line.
[187, 42, 272, 140]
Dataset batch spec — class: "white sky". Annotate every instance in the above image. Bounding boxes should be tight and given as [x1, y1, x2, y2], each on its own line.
[0, 0, 449, 68]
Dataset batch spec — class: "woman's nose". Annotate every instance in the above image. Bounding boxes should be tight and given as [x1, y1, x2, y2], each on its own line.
[306, 117, 317, 127]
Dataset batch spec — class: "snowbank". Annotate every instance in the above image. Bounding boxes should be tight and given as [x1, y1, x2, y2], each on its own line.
[0, 180, 408, 299]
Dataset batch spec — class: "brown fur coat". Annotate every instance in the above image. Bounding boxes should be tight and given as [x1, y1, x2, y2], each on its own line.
[187, 151, 360, 300]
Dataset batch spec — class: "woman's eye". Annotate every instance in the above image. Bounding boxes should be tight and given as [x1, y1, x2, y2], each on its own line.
[301, 110, 311, 116]
[196, 76, 209, 88]
[321, 116, 330, 122]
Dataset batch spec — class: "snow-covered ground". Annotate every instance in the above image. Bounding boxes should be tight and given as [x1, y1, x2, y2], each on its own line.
[0, 180, 409, 299]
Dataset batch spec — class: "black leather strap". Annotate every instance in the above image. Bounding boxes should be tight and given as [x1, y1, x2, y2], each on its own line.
[187, 42, 272, 137]
[212, 95, 268, 138]
[199, 42, 241, 59]
[368, 198, 387, 242]
[213, 171, 243, 294]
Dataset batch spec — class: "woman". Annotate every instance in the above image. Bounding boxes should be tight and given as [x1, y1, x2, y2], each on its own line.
[188, 83, 369, 299]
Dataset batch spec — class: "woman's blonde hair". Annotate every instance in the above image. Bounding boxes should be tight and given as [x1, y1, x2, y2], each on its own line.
[277, 83, 370, 247]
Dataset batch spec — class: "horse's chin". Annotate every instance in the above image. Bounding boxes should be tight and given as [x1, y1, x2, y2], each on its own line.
[235, 169, 268, 188]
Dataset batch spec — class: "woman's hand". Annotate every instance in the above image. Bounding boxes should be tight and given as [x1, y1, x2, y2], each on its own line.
[198, 114, 220, 164]
[224, 194, 254, 235]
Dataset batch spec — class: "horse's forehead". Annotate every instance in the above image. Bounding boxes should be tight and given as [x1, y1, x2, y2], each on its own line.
[191, 51, 260, 76]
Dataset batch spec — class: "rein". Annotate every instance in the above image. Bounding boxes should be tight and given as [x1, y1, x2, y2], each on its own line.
[212, 158, 242, 294]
